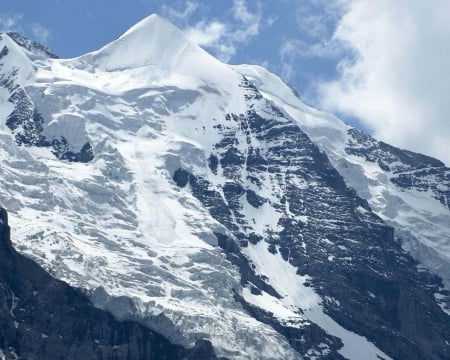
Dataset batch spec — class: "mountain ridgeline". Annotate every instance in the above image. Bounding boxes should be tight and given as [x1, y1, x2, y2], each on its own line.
[0, 14, 449, 360]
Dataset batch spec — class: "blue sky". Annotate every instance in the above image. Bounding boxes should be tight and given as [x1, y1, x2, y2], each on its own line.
[1, 0, 450, 164]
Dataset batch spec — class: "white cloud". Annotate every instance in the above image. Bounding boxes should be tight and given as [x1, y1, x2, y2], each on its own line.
[266, 15, 277, 27]
[161, 0, 199, 23]
[279, 39, 301, 81]
[219, 0, 263, 61]
[294, 0, 341, 40]
[185, 20, 235, 61]
[232, 0, 255, 24]
[186, 21, 226, 46]
[29, 23, 51, 43]
[0, 13, 51, 45]
[275, 1, 343, 88]
[278, 36, 340, 84]
[317, 0, 450, 165]
[185, 20, 236, 60]
[169, 0, 263, 62]
[0, 13, 24, 31]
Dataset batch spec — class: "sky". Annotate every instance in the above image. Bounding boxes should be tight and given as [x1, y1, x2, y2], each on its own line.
[1, 0, 449, 165]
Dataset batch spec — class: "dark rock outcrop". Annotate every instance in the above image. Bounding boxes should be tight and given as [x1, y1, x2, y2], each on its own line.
[346, 127, 450, 210]
[173, 78, 450, 359]
[0, 34, 93, 163]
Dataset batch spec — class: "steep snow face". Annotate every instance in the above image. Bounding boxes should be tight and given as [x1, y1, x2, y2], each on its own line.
[0, 34, 35, 84]
[0, 18, 300, 360]
[70, 14, 236, 88]
[234, 64, 450, 291]
[0, 15, 449, 360]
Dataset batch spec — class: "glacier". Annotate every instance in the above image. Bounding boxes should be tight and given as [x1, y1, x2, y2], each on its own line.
[0, 14, 449, 359]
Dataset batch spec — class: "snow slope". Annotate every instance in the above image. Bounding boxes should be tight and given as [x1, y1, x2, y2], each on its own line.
[0, 15, 448, 359]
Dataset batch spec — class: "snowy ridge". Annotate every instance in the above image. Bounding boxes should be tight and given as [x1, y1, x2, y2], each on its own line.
[0, 14, 449, 359]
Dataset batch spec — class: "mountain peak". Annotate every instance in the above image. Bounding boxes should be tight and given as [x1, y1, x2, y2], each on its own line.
[66, 13, 239, 89]
[119, 13, 168, 39]
[76, 14, 214, 74]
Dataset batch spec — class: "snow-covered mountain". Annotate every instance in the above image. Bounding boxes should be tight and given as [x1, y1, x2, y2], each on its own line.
[0, 14, 449, 359]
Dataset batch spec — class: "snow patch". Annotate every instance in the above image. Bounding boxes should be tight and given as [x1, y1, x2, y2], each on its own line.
[245, 241, 392, 360]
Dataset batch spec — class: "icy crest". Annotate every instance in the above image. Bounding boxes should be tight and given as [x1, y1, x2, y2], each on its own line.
[71, 14, 230, 84]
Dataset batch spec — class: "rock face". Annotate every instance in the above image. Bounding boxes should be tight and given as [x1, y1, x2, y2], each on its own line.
[0, 208, 221, 360]
[0, 15, 450, 360]
[174, 79, 450, 360]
